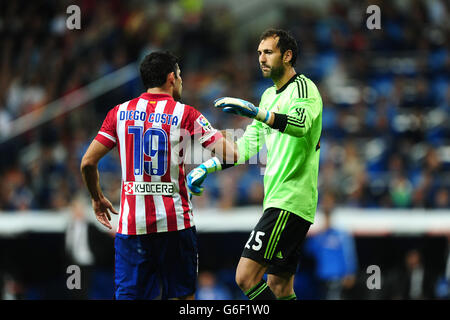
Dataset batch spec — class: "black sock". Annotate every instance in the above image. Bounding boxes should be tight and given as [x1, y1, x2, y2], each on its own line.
[244, 280, 276, 300]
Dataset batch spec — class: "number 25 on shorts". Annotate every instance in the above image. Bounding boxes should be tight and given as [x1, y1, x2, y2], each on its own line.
[245, 231, 265, 251]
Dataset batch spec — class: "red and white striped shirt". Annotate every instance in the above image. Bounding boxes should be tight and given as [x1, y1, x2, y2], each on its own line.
[95, 92, 222, 235]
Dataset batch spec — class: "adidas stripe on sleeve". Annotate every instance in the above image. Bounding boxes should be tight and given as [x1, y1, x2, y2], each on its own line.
[279, 76, 321, 138]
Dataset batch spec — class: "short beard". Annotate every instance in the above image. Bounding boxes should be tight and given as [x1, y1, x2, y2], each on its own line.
[265, 64, 285, 82]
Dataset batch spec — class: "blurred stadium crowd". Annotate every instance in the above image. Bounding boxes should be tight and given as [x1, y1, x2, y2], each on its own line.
[0, 0, 449, 301]
[0, 0, 448, 212]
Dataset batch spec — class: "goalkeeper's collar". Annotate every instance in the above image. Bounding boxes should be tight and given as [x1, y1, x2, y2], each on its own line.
[275, 73, 298, 94]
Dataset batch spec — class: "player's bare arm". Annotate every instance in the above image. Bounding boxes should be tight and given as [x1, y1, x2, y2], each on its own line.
[208, 131, 239, 165]
[80, 139, 118, 229]
[186, 132, 239, 196]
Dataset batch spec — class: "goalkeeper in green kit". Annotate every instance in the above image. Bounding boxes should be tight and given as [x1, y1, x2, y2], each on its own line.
[187, 29, 323, 300]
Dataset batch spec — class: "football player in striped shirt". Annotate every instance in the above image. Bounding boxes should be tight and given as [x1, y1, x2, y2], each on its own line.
[80, 51, 237, 300]
[188, 29, 323, 300]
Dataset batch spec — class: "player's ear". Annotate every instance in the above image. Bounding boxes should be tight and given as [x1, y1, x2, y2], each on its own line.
[283, 50, 293, 65]
[167, 71, 176, 86]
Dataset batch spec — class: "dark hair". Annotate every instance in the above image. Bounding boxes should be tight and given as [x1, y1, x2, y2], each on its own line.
[139, 51, 179, 89]
[260, 29, 298, 67]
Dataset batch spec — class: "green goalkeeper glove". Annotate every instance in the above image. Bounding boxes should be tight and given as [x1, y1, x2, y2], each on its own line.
[187, 157, 222, 196]
[214, 97, 271, 124]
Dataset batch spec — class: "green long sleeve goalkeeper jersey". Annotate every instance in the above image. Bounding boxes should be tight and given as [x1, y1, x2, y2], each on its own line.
[236, 74, 322, 223]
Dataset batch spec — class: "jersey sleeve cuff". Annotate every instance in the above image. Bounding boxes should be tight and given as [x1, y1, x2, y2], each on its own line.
[272, 113, 288, 132]
[95, 131, 116, 149]
[201, 130, 223, 148]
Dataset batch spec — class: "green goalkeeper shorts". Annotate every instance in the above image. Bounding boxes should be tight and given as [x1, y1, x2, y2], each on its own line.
[241, 207, 311, 275]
